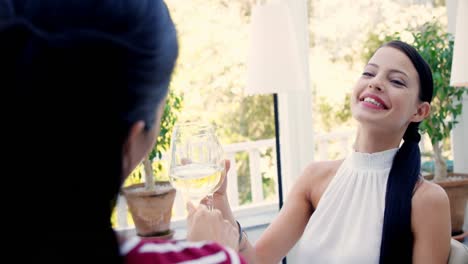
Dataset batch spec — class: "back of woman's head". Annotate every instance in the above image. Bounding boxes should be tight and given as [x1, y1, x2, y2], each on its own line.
[1, 0, 178, 261]
[378, 40, 433, 264]
[1, 0, 178, 142]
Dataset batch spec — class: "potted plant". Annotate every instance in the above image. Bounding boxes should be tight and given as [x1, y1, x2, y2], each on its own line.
[363, 20, 468, 238]
[412, 21, 468, 239]
[122, 90, 183, 238]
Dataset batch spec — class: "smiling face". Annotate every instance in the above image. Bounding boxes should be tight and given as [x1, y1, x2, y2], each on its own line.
[351, 46, 430, 134]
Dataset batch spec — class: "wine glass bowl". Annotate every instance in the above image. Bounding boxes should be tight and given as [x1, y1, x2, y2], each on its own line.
[169, 122, 224, 209]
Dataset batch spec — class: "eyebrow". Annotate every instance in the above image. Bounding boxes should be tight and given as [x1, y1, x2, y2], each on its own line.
[367, 63, 409, 78]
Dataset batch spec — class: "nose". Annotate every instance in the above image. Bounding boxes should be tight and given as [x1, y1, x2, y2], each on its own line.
[368, 77, 384, 92]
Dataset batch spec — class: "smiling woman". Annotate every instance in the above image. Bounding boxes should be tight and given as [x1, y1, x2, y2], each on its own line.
[351, 45, 431, 134]
[207, 40, 452, 264]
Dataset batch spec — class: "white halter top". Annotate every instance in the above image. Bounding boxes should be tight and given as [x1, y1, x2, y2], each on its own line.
[296, 148, 398, 264]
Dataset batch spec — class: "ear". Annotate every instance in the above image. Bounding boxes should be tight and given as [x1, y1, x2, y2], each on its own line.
[122, 121, 146, 179]
[410, 101, 431, 123]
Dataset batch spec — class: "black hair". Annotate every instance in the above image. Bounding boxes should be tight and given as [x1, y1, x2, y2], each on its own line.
[378, 40, 433, 263]
[1, 0, 178, 262]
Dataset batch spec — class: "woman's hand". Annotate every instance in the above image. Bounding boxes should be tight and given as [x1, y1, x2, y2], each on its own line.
[214, 159, 230, 197]
[200, 160, 237, 225]
[186, 202, 239, 251]
[199, 159, 256, 263]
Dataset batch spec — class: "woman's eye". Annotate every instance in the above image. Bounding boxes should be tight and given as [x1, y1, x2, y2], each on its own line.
[391, 80, 405, 86]
[362, 72, 374, 77]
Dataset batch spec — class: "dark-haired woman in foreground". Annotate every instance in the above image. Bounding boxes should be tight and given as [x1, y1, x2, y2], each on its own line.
[213, 40, 451, 264]
[1, 0, 243, 263]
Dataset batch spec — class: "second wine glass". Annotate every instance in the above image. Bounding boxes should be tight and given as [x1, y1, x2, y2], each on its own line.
[169, 121, 224, 211]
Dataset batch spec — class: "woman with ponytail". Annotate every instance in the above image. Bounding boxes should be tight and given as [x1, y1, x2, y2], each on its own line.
[212, 41, 452, 263]
[1, 0, 244, 263]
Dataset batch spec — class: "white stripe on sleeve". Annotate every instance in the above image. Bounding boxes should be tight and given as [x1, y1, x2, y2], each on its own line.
[176, 251, 227, 264]
[139, 241, 209, 253]
[225, 247, 241, 264]
[120, 236, 141, 255]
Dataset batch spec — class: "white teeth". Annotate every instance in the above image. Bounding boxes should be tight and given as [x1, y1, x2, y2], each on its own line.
[363, 97, 383, 107]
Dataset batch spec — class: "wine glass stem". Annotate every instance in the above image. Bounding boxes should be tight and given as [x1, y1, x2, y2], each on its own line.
[206, 193, 214, 211]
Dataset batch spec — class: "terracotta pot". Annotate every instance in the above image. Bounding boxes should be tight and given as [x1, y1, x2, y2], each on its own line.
[431, 173, 468, 235]
[122, 181, 176, 237]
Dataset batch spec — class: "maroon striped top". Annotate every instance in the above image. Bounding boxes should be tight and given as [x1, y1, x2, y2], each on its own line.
[122, 237, 247, 264]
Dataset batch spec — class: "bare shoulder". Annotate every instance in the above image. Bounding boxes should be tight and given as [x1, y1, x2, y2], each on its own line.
[300, 159, 344, 208]
[303, 160, 343, 176]
[412, 179, 450, 230]
[299, 159, 343, 188]
[412, 179, 449, 208]
[411, 180, 451, 261]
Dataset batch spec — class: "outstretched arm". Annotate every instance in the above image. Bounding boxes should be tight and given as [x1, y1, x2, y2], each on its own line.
[212, 160, 320, 263]
[252, 172, 314, 263]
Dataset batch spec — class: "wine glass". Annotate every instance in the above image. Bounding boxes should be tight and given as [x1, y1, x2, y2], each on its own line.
[169, 121, 224, 211]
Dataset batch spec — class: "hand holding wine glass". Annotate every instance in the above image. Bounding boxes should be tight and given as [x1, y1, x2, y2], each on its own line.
[169, 121, 224, 211]
[186, 201, 239, 251]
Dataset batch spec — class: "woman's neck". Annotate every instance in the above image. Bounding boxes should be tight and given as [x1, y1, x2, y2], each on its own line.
[354, 125, 404, 153]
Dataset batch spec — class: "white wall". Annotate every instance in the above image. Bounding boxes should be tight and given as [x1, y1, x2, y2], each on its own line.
[448, 0, 468, 174]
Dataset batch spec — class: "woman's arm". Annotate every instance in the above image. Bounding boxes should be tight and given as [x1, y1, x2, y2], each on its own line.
[251, 170, 314, 263]
[411, 180, 451, 264]
[212, 160, 336, 263]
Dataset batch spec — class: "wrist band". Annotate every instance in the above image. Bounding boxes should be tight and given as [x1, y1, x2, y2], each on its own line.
[235, 220, 243, 245]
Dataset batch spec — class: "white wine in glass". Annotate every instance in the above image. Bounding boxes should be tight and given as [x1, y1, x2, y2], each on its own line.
[169, 122, 224, 210]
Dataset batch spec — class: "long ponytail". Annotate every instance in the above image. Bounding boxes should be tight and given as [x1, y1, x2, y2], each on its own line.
[379, 123, 422, 263]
